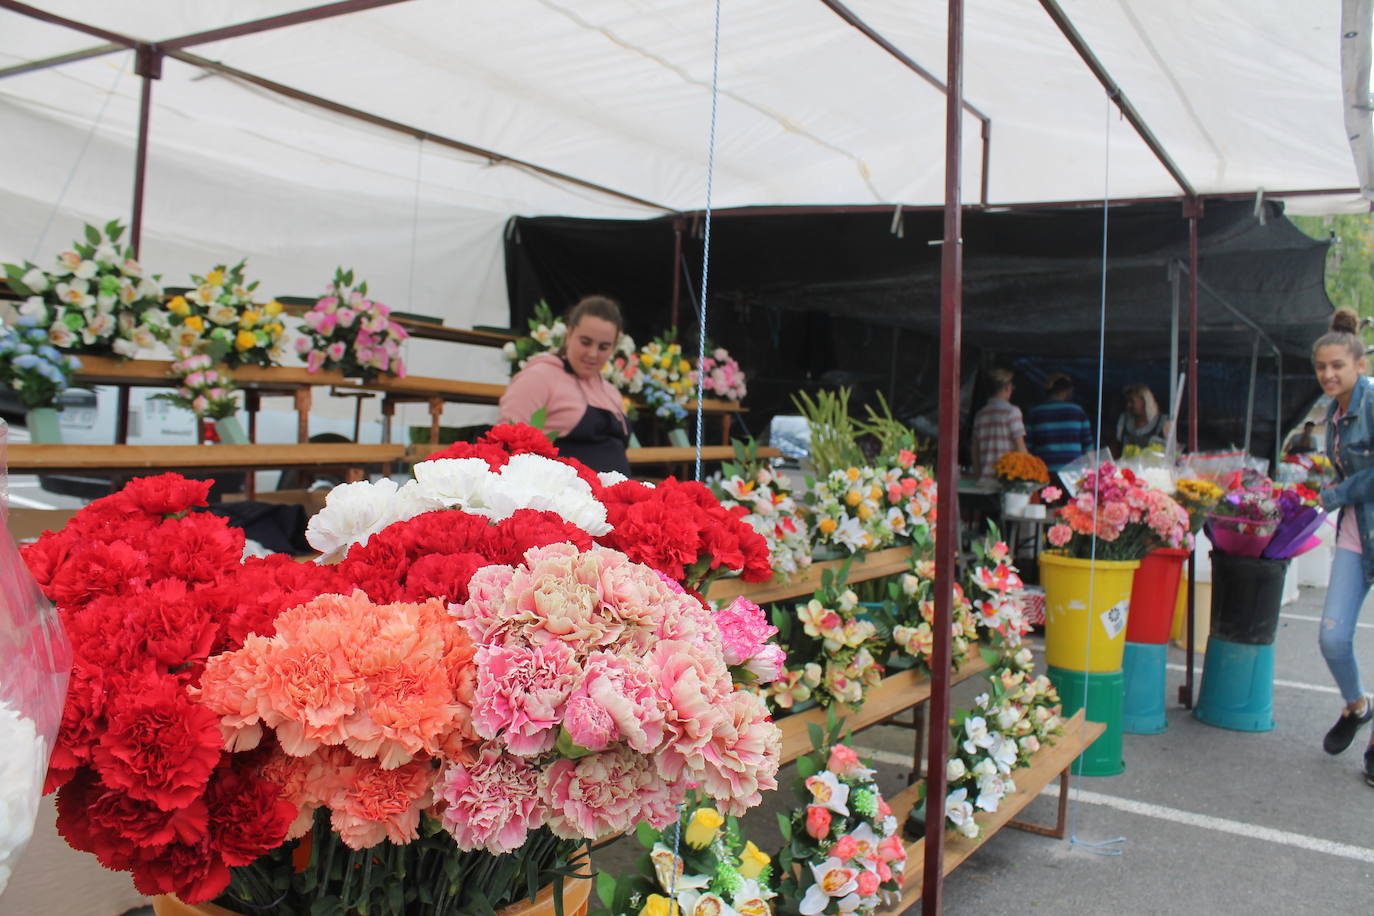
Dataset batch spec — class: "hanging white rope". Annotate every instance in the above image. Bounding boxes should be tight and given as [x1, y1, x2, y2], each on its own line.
[31, 55, 128, 262]
[1068, 92, 1126, 856]
[692, 0, 723, 483]
[405, 136, 425, 314]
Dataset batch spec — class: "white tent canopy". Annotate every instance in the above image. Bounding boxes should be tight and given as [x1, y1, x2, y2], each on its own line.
[0, 0, 1367, 419]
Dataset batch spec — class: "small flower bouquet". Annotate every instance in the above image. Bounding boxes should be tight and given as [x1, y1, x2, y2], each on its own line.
[808, 451, 937, 556]
[711, 438, 813, 581]
[771, 564, 886, 710]
[0, 318, 83, 409]
[638, 333, 694, 430]
[884, 535, 978, 675]
[941, 646, 1064, 839]
[297, 268, 409, 379]
[603, 332, 643, 400]
[776, 720, 906, 916]
[1173, 477, 1223, 535]
[3, 220, 163, 357]
[162, 261, 286, 368]
[1206, 486, 1282, 557]
[1042, 462, 1190, 562]
[993, 452, 1049, 493]
[588, 794, 777, 916]
[154, 350, 240, 421]
[500, 300, 567, 373]
[695, 346, 747, 402]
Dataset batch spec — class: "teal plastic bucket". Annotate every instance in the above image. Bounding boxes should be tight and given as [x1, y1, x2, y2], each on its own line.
[1121, 641, 1168, 735]
[1047, 665, 1125, 777]
[1194, 636, 1276, 732]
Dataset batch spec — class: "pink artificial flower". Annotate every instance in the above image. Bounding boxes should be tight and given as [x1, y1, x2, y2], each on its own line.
[831, 834, 860, 861]
[437, 743, 545, 854]
[877, 834, 905, 863]
[806, 805, 832, 839]
[336, 307, 357, 328]
[744, 644, 787, 685]
[470, 641, 580, 756]
[294, 335, 313, 354]
[306, 350, 326, 373]
[1047, 524, 1073, 547]
[1041, 485, 1062, 503]
[827, 744, 861, 776]
[326, 341, 347, 362]
[317, 312, 339, 335]
[317, 296, 339, 313]
[857, 870, 880, 897]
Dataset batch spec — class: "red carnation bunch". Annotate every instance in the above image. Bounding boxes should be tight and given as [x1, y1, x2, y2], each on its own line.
[596, 477, 772, 591]
[22, 474, 300, 901]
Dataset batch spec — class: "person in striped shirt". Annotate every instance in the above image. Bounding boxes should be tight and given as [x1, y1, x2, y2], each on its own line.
[1026, 374, 1093, 472]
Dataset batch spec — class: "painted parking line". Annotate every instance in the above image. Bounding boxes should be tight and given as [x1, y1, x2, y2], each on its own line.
[851, 744, 1374, 865]
[1045, 785, 1374, 865]
[1164, 663, 1339, 695]
[1282, 612, 1374, 632]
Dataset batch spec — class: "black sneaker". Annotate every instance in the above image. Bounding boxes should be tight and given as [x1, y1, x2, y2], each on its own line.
[1365, 746, 1374, 787]
[1323, 698, 1373, 754]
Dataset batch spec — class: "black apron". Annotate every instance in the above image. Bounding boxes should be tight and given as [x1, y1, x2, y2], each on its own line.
[555, 359, 631, 476]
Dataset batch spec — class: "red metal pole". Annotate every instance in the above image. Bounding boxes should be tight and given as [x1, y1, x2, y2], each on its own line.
[923, 0, 964, 911]
[130, 46, 160, 259]
[670, 217, 684, 329]
[1183, 197, 1201, 706]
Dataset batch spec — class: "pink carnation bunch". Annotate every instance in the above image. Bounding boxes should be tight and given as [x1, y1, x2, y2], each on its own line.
[443, 543, 782, 853]
[1044, 462, 1189, 562]
[714, 596, 787, 685]
[695, 347, 748, 401]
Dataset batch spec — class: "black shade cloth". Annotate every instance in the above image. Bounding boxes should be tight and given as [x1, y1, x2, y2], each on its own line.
[206, 502, 311, 556]
[505, 200, 1333, 455]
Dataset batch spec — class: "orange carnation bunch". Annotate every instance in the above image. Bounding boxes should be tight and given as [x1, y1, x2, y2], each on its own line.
[994, 451, 1049, 486]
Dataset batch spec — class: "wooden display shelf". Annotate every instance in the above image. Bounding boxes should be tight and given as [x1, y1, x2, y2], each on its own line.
[706, 545, 914, 605]
[402, 443, 779, 465]
[72, 356, 347, 389]
[6, 442, 404, 473]
[882, 709, 1107, 912]
[775, 656, 991, 766]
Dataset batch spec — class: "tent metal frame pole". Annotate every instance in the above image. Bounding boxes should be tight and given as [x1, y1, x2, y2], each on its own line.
[817, 0, 992, 206]
[1038, 0, 1194, 198]
[0, 0, 137, 47]
[0, 43, 125, 79]
[130, 46, 160, 259]
[924, 0, 964, 911]
[156, 0, 414, 51]
[670, 217, 685, 328]
[1244, 333, 1259, 452]
[1182, 201, 1201, 708]
[1169, 260, 1180, 418]
[1274, 356, 1284, 470]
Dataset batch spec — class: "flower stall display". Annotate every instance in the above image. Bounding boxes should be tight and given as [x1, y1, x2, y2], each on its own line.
[588, 794, 778, 916]
[769, 564, 886, 711]
[500, 300, 567, 373]
[0, 317, 83, 410]
[711, 438, 813, 582]
[297, 268, 409, 380]
[939, 647, 1064, 839]
[993, 452, 1048, 515]
[1043, 462, 1189, 562]
[155, 351, 241, 429]
[24, 448, 782, 913]
[161, 261, 286, 368]
[775, 720, 906, 916]
[807, 454, 936, 556]
[695, 346, 747, 402]
[638, 333, 694, 432]
[3, 220, 163, 357]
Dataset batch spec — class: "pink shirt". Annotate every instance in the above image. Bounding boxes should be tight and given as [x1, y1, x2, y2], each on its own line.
[1333, 404, 1362, 554]
[499, 352, 627, 437]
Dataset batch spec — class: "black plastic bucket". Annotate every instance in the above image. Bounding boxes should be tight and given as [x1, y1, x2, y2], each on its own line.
[1209, 552, 1290, 645]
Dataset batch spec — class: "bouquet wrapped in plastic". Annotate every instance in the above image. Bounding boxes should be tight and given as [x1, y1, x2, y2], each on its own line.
[0, 524, 71, 894]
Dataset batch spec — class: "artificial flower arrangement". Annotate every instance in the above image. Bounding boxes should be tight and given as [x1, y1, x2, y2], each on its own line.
[1040, 463, 1190, 562]
[588, 793, 778, 916]
[603, 331, 643, 401]
[24, 423, 782, 913]
[938, 644, 1064, 839]
[710, 438, 813, 582]
[161, 261, 286, 368]
[1172, 477, 1224, 535]
[3, 219, 163, 357]
[775, 716, 906, 916]
[807, 453, 937, 555]
[1207, 479, 1326, 560]
[500, 300, 567, 373]
[297, 267, 409, 380]
[695, 345, 747, 402]
[638, 332, 694, 430]
[767, 562, 886, 711]
[993, 452, 1049, 492]
[0, 317, 83, 409]
[154, 350, 240, 421]
[1278, 451, 1335, 491]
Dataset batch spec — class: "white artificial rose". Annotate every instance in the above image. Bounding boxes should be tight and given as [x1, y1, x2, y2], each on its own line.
[946, 758, 967, 781]
[20, 269, 47, 292]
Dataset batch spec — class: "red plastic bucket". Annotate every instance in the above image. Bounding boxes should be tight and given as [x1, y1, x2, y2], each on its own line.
[1126, 547, 1190, 643]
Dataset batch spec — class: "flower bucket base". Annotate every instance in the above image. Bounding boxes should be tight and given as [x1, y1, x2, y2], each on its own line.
[1121, 641, 1168, 734]
[1126, 548, 1189, 644]
[151, 896, 245, 916]
[1170, 578, 1211, 652]
[1040, 553, 1140, 673]
[1002, 490, 1031, 516]
[24, 406, 61, 443]
[1209, 553, 1288, 646]
[1194, 637, 1275, 732]
[1047, 665, 1124, 776]
[667, 427, 690, 448]
[496, 864, 593, 916]
[214, 415, 250, 445]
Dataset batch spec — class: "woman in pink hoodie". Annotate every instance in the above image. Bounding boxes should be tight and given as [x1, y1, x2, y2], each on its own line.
[499, 295, 631, 476]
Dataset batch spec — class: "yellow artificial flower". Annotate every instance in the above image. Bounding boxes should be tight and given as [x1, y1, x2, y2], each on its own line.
[679, 359, 691, 374]
[235, 329, 257, 351]
[239, 310, 261, 329]
[267, 322, 284, 336]
[737, 841, 770, 880]
[819, 517, 838, 534]
[858, 503, 874, 520]
[167, 295, 190, 316]
[264, 300, 284, 316]
[684, 807, 724, 848]
[206, 268, 225, 286]
[184, 315, 204, 331]
[659, 355, 672, 370]
[639, 895, 678, 916]
[845, 488, 863, 507]
[846, 467, 861, 482]
[869, 484, 883, 501]
[641, 353, 654, 367]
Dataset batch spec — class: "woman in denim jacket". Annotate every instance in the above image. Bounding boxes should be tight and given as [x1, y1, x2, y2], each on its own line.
[1315, 307, 1374, 785]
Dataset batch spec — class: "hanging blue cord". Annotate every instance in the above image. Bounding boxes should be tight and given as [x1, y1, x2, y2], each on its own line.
[692, 0, 722, 483]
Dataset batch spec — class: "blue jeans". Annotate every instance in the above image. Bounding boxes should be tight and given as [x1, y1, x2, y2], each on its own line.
[1321, 547, 1370, 704]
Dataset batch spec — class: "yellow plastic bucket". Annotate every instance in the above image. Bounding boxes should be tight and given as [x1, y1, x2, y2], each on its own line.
[1170, 576, 1211, 652]
[1040, 552, 1140, 672]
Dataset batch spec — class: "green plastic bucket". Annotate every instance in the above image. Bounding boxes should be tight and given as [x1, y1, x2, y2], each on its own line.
[1047, 665, 1125, 777]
